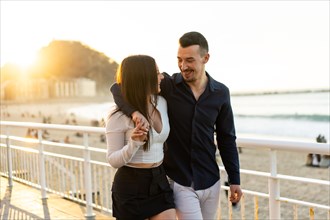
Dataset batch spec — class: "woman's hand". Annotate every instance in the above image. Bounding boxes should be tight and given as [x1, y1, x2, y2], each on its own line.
[131, 119, 148, 142]
[132, 111, 149, 129]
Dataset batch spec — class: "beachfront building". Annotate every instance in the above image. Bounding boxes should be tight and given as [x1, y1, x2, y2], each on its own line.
[50, 78, 96, 98]
[1, 78, 96, 101]
[2, 78, 49, 101]
[76, 78, 96, 97]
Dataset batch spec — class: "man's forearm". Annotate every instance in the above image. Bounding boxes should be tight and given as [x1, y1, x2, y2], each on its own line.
[110, 83, 136, 117]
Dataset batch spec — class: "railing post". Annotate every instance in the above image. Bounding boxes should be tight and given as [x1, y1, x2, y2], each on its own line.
[5, 126, 13, 187]
[38, 129, 47, 199]
[269, 149, 281, 219]
[83, 132, 95, 220]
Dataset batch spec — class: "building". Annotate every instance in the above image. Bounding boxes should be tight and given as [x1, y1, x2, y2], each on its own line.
[1, 78, 96, 101]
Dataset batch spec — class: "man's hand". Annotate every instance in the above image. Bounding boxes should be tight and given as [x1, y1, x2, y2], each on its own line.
[132, 111, 149, 129]
[229, 184, 243, 204]
[131, 120, 148, 142]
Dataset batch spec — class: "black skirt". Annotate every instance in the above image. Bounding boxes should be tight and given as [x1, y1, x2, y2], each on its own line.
[111, 164, 175, 220]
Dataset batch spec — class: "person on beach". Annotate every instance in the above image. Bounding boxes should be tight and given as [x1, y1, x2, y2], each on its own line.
[105, 55, 176, 220]
[111, 31, 242, 219]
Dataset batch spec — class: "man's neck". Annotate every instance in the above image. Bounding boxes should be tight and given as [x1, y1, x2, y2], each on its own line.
[187, 72, 208, 90]
[188, 73, 208, 100]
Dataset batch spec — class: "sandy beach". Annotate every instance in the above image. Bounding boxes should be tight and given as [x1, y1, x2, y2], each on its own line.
[1, 98, 329, 219]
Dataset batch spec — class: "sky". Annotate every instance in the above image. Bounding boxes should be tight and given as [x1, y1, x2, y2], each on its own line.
[1, 0, 329, 93]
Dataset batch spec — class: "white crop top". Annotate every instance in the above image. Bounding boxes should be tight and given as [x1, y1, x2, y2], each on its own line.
[105, 96, 169, 168]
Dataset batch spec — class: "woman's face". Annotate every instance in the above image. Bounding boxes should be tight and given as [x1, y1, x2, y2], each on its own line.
[156, 65, 164, 93]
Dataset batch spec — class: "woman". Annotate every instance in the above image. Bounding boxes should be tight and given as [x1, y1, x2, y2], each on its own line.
[105, 55, 176, 220]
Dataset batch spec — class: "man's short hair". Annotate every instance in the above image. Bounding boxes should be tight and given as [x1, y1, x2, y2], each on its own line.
[179, 31, 209, 55]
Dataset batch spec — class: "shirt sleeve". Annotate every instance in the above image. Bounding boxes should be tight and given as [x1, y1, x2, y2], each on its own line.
[216, 88, 241, 185]
[110, 83, 136, 117]
[105, 112, 145, 168]
[159, 72, 171, 97]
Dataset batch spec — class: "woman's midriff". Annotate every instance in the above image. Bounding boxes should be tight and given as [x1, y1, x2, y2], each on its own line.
[126, 160, 163, 168]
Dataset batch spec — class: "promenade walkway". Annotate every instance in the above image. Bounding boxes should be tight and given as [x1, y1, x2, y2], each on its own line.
[0, 176, 113, 220]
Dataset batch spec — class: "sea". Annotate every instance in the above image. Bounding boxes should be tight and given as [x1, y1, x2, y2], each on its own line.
[231, 91, 329, 142]
[68, 91, 330, 143]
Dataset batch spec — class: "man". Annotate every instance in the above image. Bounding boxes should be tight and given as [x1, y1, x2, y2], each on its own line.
[111, 31, 242, 219]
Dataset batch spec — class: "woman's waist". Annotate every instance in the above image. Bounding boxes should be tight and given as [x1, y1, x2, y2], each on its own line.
[126, 160, 163, 169]
[129, 149, 164, 165]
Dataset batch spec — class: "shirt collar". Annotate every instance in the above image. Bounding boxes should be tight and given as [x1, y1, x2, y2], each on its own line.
[174, 71, 220, 92]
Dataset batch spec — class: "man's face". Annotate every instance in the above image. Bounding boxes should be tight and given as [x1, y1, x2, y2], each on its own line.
[177, 45, 209, 83]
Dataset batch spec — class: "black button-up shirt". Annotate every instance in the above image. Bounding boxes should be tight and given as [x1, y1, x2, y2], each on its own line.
[111, 72, 240, 190]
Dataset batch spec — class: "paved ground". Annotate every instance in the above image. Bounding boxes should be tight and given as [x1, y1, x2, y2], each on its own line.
[0, 176, 114, 220]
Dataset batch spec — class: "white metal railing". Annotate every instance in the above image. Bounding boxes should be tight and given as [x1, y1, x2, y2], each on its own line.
[1, 120, 329, 220]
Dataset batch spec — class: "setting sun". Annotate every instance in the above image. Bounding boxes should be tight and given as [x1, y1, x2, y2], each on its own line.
[12, 50, 38, 71]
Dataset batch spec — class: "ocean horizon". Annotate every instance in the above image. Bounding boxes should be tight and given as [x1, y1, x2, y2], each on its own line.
[67, 91, 330, 142]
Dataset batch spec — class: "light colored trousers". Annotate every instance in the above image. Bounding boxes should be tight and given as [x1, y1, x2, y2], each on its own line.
[169, 179, 221, 220]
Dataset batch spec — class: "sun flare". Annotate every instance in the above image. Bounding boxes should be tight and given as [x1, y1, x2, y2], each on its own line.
[11, 51, 38, 71]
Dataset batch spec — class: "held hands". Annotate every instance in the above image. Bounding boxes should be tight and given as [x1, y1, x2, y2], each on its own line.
[131, 120, 149, 142]
[131, 111, 149, 142]
[229, 184, 243, 204]
[132, 111, 150, 128]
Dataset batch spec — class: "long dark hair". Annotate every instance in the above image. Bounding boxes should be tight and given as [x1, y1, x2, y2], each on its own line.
[116, 55, 159, 151]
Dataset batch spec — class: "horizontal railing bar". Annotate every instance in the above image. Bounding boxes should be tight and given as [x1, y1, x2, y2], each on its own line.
[44, 151, 110, 167]
[242, 189, 269, 198]
[45, 151, 84, 162]
[0, 144, 39, 153]
[2, 121, 330, 154]
[37, 140, 106, 153]
[1, 134, 107, 154]
[221, 166, 330, 186]
[276, 174, 330, 186]
[240, 171, 330, 186]
[42, 140, 85, 150]
[279, 196, 330, 210]
[220, 166, 270, 177]
[237, 137, 330, 154]
[92, 160, 109, 166]
[88, 147, 107, 153]
[222, 185, 269, 198]
[223, 184, 330, 210]
[1, 135, 85, 150]
[1, 135, 39, 144]
[239, 168, 270, 177]
[1, 121, 104, 133]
